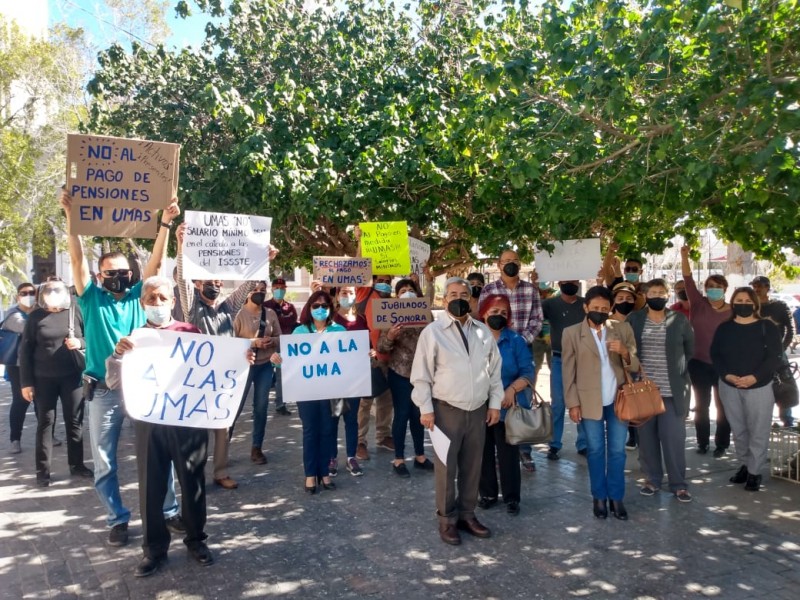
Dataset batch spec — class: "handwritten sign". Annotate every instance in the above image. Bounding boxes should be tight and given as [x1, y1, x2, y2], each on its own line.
[66, 134, 180, 238]
[313, 257, 372, 286]
[359, 221, 411, 275]
[370, 298, 433, 330]
[534, 238, 602, 282]
[409, 237, 431, 280]
[182, 210, 272, 280]
[120, 329, 251, 429]
[280, 330, 371, 402]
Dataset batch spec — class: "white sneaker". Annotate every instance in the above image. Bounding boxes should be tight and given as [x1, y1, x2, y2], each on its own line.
[10, 440, 21, 454]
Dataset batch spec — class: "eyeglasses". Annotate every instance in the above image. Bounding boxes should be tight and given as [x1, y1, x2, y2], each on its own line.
[101, 269, 131, 278]
[18, 291, 36, 297]
[311, 303, 330, 310]
[623, 267, 640, 273]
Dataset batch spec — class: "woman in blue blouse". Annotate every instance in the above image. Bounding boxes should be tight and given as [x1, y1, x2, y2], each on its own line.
[477, 294, 535, 515]
[271, 291, 344, 494]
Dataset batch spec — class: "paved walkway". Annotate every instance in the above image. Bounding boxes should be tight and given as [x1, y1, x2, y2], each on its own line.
[0, 370, 799, 599]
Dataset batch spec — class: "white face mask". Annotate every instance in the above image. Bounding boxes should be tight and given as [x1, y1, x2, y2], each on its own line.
[400, 291, 417, 299]
[42, 292, 71, 311]
[19, 295, 36, 308]
[144, 304, 172, 327]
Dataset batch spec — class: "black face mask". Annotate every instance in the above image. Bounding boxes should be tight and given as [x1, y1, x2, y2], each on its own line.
[614, 301, 635, 316]
[250, 292, 266, 305]
[646, 297, 668, 311]
[202, 284, 221, 300]
[560, 282, 579, 296]
[486, 315, 508, 331]
[502, 262, 520, 277]
[470, 285, 482, 299]
[447, 299, 471, 318]
[587, 311, 609, 325]
[732, 304, 755, 318]
[677, 291, 688, 301]
[102, 273, 131, 294]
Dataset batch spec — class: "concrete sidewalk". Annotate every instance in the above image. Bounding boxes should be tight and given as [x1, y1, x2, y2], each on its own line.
[0, 375, 798, 599]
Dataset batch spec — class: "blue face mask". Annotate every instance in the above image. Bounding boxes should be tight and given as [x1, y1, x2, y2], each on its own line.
[339, 296, 354, 309]
[624, 272, 640, 283]
[706, 288, 724, 302]
[311, 307, 330, 321]
[374, 282, 392, 295]
[273, 288, 286, 301]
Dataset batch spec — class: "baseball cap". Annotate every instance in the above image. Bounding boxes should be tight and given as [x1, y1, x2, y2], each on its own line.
[749, 276, 770, 287]
[271, 277, 287, 286]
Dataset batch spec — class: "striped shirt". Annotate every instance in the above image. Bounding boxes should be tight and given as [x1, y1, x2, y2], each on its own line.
[478, 278, 543, 344]
[640, 317, 672, 397]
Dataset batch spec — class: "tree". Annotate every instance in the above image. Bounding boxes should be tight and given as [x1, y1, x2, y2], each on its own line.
[84, 0, 800, 273]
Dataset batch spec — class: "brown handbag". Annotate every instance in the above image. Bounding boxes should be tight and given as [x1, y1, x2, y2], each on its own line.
[614, 367, 665, 426]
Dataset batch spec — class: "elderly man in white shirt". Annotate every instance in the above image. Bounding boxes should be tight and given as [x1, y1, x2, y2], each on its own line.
[411, 277, 503, 546]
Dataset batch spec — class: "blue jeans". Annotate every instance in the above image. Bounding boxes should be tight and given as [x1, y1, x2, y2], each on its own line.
[233, 362, 274, 449]
[388, 369, 424, 459]
[550, 355, 587, 452]
[88, 387, 177, 527]
[582, 403, 628, 501]
[331, 398, 361, 459]
[298, 400, 336, 478]
[271, 369, 286, 409]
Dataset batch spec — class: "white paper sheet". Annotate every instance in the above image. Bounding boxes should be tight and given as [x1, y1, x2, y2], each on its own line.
[428, 425, 451, 466]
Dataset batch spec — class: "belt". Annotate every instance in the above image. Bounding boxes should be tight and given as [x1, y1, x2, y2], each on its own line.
[552, 351, 562, 357]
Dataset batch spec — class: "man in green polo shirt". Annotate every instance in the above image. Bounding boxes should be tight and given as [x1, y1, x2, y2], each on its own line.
[60, 191, 181, 548]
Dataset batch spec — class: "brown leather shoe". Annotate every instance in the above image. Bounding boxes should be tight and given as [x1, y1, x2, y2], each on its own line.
[439, 523, 461, 546]
[214, 476, 239, 490]
[457, 517, 491, 538]
[251, 447, 267, 465]
[355, 443, 369, 461]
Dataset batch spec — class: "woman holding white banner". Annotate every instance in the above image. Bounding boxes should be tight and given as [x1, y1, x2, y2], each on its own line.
[271, 291, 345, 494]
[231, 282, 282, 466]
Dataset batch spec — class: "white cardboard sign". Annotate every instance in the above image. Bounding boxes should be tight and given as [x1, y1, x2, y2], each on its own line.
[409, 237, 431, 279]
[280, 330, 371, 402]
[534, 238, 601, 282]
[121, 328, 251, 429]
[182, 210, 272, 280]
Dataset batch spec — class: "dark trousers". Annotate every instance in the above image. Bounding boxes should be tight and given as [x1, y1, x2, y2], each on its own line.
[389, 369, 424, 459]
[298, 400, 336, 478]
[35, 374, 85, 477]
[480, 421, 521, 503]
[331, 397, 361, 459]
[689, 359, 731, 450]
[134, 421, 208, 559]
[8, 366, 35, 442]
[433, 400, 487, 525]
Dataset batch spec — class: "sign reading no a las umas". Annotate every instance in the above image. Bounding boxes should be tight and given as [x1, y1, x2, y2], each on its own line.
[280, 330, 371, 402]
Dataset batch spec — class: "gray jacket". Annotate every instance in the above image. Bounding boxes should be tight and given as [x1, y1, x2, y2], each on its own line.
[627, 308, 695, 417]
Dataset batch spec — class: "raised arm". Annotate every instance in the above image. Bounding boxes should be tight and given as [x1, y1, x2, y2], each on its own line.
[143, 198, 180, 279]
[175, 224, 196, 319]
[59, 191, 91, 296]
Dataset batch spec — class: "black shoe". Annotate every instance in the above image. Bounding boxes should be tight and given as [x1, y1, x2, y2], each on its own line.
[393, 463, 411, 478]
[413, 458, 435, 471]
[625, 438, 637, 449]
[165, 515, 186, 535]
[134, 555, 167, 578]
[276, 406, 293, 416]
[546, 448, 560, 461]
[729, 465, 748, 484]
[36, 476, 50, 487]
[108, 523, 129, 547]
[318, 477, 336, 490]
[609, 500, 628, 520]
[188, 543, 214, 566]
[593, 499, 608, 519]
[712, 447, 727, 458]
[744, 473, 762, 492]
[577, 448, 588, 457]
[477, 496, 498, 510]
[305, 484, 317, 494]
[70, 465, 94, 479]
[697, 445, 709, 455]
[506, 501, 520, 515]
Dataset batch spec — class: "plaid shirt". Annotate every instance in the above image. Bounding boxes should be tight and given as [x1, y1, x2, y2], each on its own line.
[479, 278, 543, 345]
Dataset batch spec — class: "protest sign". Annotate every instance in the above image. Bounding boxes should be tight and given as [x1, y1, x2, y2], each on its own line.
[533, 238, 602, 282]
[408, 237, 431, 280]
[66, 134, 180, 238]
[313, 257, 372, 286]
[359, 221, 411, 275]
[182, 210, 272, 280]
[280, 330, 371, 402]
[370, 297, 433, 330]
[120, 328, 251, 429]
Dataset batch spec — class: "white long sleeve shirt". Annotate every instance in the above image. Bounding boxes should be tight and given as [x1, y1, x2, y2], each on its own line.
[410, 313, 504, 414]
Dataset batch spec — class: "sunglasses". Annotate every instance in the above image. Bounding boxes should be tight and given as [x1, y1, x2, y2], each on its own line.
[623, 267, 640, 273]
[18, 290, 36, 297]
[311, 303, 330, 310]
[101, 269, 131, 278]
